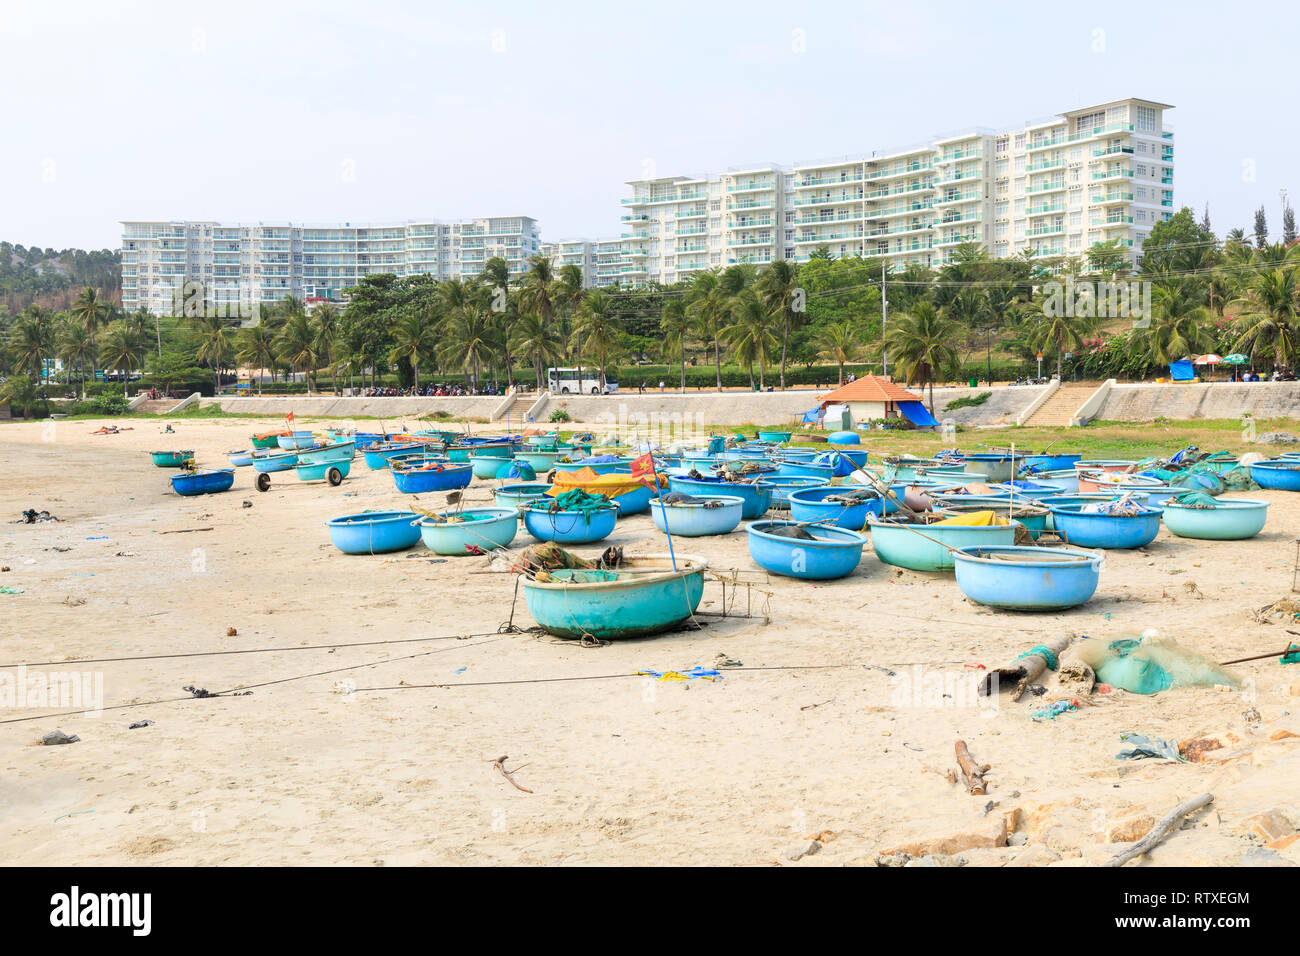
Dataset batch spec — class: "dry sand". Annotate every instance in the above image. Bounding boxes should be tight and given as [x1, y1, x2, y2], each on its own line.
[1, 415, 1298, 866]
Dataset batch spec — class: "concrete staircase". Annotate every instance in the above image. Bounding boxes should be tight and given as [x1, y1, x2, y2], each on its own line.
[1022, 386, 1096, 427]
[132, 399, 179, 414]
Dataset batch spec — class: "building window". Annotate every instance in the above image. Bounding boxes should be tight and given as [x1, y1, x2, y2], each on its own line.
[1135, 106, 1157, 132]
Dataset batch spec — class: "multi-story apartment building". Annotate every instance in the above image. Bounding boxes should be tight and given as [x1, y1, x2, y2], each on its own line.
[122, 99, 1173, 306]
[121, 216, 541, 314]
[605, 97, 1172, 284]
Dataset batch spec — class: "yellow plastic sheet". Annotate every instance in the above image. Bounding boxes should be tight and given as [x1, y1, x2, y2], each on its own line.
[546, 467, 666, 498]
[931, 509, 1010, 527]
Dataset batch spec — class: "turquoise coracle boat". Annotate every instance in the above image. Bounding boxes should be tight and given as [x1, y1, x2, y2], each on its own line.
[952, 545, 1102, 610]
[522, 554, 708, 639]
[867, 517, 1018, 571]
[415, 508, 519, 554]
[1160, 497, 1269, 540]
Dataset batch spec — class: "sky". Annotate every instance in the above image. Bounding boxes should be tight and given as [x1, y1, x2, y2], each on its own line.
[2, 0, 1294, 251]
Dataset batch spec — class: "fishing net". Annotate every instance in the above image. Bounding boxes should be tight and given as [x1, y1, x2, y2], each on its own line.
[1171, 491, 1219, 509]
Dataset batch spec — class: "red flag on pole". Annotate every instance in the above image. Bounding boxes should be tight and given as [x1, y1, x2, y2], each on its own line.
[286, 410, 295, 425]
[629, 453, 654, 477]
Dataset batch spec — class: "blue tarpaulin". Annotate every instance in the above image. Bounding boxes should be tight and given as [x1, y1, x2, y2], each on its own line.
[801, 407, 822, 424]
[898, 401, 940, 427]
[1169, 360, 1195, 381]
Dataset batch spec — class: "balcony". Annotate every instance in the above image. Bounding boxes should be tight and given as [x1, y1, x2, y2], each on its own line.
[794, 173, 863, 188]
[870, 203, 934, 218]
[1091, 193, 1134, 204]
[792, 231, 863, 244]
[938, 212, 981, 226]
[730, 199, 777, 210]
[725, 237, 772, 248]
[675, 226, 707, 236]
[727, 181, 775, 192]
[935, 233, 979, 246]
[933, 170, 982, 186]
[729, 218, 774, 229]
[791, 194, 862, 207]
[790, 213, 859, 226]
[1025, 181, 1067, 194]
[1090, 216, 1134, 226]
[676, 208, 708, 218]
[1066, 122, 1133, 143]
[1025, 136, 1066, 152]
[1092, 168, 1134, 181]
[866, 222, 932, 237]
[1026, 203, 1066, 215]
[1025, 224, 1065, 237]
[938, 148, 983, 162]
[1093, 145, 1134, 157]
[1025, 159, 1065, 173]
[865, 162, 933, 180]
[933, 191, 981, 206]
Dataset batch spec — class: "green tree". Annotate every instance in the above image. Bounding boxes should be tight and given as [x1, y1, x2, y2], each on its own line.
[880, 301, 959, 413]
[757, 259, 800, 389]
[813, 320, 863, 385]
[509, 313, 563, 389]
[1022, 295, 1099, 381]
[98, 322, 144, 397]
[1137, 278, 1213, 365]
[720, 288, 779, 389]
[572, 290, 618, 389]
[659, 298, 691, 392]
[276, 312, 319, 393]
[388, 311, 436, 392]
[1230, 267, 1300, 368]
[237, 325, 277, 395]
[686, 271, 728, 389]
[58, 318, 96, 399]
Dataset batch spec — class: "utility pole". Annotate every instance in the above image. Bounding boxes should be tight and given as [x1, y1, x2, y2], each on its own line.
[881, 260, 888, 379]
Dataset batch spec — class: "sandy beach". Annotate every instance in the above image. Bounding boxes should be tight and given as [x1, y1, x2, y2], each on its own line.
[1, 415, 1298, 867]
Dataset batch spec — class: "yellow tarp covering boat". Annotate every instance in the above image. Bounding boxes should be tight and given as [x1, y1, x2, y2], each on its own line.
[932, 509, 1011, 527]
[546, 467, 666, 498]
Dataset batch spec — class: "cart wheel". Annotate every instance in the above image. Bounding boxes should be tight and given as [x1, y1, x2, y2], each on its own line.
[327, 467, 343, 486]
[256, 472, 272, 492]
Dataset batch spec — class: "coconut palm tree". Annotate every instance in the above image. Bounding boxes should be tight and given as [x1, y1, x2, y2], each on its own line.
[685, 270, 728, 389]
[388, 311, 436, 392]
[517, 255, 556, 329]
[757, 259, 800, 389]
[509, 313, 563, 390]
[0, 374, 42, 418]
[659, 299, 691, 392]
[72, 286, 110, 347]
[881, 301, 960, 414]
[1137, 278, 1214, 366]
[552, 263, 586, 386]
[1230, 267, 1300, 369]
[720, 288, 780, 389]
[813, 320, 863, 385]
[438, 302, 496, 390]
[8, 311, 55, 379]
[572, 290, 619, 390]
[276, 312, 318, 394]
[1022, 295, 1099, 382]
[98, 322, 144, 397]
[237, 325, 277, 395]
[58, 319, 97, 399]
[312, 302, 341, 392]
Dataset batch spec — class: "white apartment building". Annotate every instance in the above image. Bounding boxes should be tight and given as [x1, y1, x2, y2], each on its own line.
[609, 97, 1173, 283]
[121, 216, 542, 313]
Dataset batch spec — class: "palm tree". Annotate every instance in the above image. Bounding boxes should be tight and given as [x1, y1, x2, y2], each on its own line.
[98, 322, 144, 397]
[720, 288, 779, 389]
[237, 325, 277, 395]
[1230, 267, 1300, 369]
[660, 299, 691, 392]
[1137, 278, 1213, 365]
[813, 320, 863, 385]
[757, 259, 800, 389]
[686, 271, 728, 389]
[312, 302, 341, 393]
[9, 311, 55, 379]
[572, 290, 619, 390]
[438, 302, 496, 390]
[72, 286, 110, 347]
[276, 312, 319, 394]
[388, 311, 436, 392]
[192, 314, 235, 381]
[881, 302, 959, 414]
[517, 255, 556, 328]
[1023, 295, 1099, 382]
[552, 263, 586, 387]
[0, 374, 42, 418]
[509, 313, 563, 389]
[58, 319, 97, 399]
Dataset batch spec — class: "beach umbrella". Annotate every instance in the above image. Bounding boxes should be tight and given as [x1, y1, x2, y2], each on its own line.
[1192, 354, 1223, 365]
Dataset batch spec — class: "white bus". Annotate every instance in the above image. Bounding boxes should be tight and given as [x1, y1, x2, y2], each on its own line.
[547, 367, 618, 394]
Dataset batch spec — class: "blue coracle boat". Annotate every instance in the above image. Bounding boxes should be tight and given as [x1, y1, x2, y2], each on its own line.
[390, 463, 474, 494]
[1249, 460, 1300, 491]
[747, 520, 867, 580]
[326, 511, 423, 554]
[649, 495, 745, 536]
[787, 486, 883, 530]
[170, 469, 235, 496]
[522, 554, 708, 640]
[667, 475, 772, 519]
[523, 501, 619, 543]
[415, 508, 519, 554]
[1161, 497, 1268, 540]
[952, 545, 1102, 610]
[1047, 503, 1163, 549]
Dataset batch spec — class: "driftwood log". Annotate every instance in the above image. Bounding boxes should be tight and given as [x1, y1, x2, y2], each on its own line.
[1105, 793, 1213, 867]
[980, 633, 1075, 700]
[954, 740, 989, 795]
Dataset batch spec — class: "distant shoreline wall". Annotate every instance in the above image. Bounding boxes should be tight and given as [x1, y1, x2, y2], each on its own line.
[200, 381, 1300, 426]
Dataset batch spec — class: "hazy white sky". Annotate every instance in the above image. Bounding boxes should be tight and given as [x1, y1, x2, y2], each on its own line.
[2, 0, 1292, 250]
